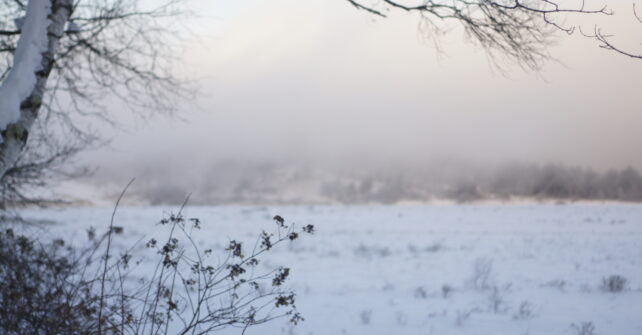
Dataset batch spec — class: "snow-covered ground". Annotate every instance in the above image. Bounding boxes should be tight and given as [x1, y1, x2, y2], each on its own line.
[16, 204, 642, 335]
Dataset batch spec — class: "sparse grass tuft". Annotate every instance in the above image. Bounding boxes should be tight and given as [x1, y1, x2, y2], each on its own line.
[571, 321, 596, 335]
[601, 275, 627, 293]
[470, 258, 494, 291]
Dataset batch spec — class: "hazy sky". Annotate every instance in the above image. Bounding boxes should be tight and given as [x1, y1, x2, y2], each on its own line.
[83, 0, 642, 181]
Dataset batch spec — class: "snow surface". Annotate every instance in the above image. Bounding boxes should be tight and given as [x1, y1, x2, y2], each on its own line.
[17, 204, 642, 335]
[0, 0, 51, 133]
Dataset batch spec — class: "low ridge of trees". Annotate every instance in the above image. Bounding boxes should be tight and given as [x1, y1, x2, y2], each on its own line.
[100, 161, 642, 205]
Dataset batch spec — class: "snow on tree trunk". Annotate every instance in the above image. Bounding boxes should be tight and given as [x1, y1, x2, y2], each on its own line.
[0, 1, 50, 130]
[0, 0, 72, 179]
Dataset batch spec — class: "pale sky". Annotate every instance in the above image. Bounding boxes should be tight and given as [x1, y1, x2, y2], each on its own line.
[83, 0, 642, 183]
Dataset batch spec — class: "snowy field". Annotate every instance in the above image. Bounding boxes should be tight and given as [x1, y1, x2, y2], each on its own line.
[15, 204, 642, 335]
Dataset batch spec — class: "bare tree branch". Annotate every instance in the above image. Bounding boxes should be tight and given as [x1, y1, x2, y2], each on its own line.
[343, 0, 639, 69]
[579, 3, 642, 60]
[0, 0, 193, 207]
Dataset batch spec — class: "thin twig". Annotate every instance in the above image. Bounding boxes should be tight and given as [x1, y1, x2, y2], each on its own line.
[98, 178, 135, 334]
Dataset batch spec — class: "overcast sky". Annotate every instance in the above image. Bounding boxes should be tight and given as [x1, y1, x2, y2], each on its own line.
[82, 0, 642, 184]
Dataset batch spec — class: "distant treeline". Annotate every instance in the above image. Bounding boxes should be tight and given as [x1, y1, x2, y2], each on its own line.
[464, 163, 642, 202]
[119, 160, 642, 205]
[322, 163, 642, 203]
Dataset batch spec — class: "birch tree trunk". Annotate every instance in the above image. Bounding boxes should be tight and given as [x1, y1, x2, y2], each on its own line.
[0, 0, 72, 180]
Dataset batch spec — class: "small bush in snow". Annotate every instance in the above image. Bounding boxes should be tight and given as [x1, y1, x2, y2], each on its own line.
[601, 275, 627, 293]
[441, 284, 453, 298]
[470, 257, 494, 290]
[424, 241, 444, 253]
[414, 286, 428, 299]
[455, 309, 473, 327]
[0, 211, 314, 335]
[359, 309, 372, 325]
[513, 301, 534, 320]
[0, 229, 98, 334]
[354, 244, 392, 259]
[395, 311, 407, 326]
[488, 286, 508, 313]
[541, 279, 567, 292]
[571, 321, 596, 335]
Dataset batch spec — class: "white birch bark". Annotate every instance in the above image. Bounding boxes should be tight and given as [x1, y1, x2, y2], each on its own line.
[0, 0, 73, 179]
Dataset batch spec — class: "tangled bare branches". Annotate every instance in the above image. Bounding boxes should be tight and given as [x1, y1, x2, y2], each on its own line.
[345, 0, 621, 69]
[580, 3, 642, 60]
[0, 0, 193, 207]
[0, 207, 314, 334]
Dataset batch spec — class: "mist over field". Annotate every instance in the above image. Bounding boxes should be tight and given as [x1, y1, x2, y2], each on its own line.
[85, 158, 642, 205]
[3, 1, 642, 335]
[65, 0, 642, 205]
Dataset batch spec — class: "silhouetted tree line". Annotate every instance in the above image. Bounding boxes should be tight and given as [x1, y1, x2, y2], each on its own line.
[112, 161, 642, 205]
[318, 163, 642, 203]
[488, 163, 642, 202]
